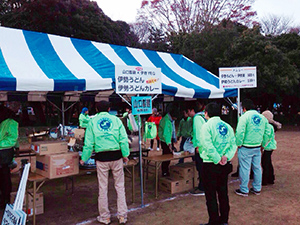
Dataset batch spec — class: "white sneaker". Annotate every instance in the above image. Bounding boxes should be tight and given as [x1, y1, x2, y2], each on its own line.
[97, 216, 111, 224]
[156, 147, 160, 151]
[148, 147, 153, 151]
[118, 216, 127, 224]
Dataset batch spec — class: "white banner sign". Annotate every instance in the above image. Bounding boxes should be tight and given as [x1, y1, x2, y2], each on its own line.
[2, 204, 26, 225]
[219, 67, 257, 89]
[115, 65, 162, 94]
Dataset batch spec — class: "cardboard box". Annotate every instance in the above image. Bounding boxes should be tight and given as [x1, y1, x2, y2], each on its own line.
[159, 177, 184, 194]
[159, 177, 193, 194]
[170, 163, 195, 180]
[36, 152, 79, 179]
[31, 141, 68, 155]
[11, 156, 36, 173]
[10, 191, 44, 216]
[181, 178, 193, 192]
[74, 128, 85, 140]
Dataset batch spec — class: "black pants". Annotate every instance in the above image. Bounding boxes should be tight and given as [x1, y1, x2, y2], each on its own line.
[150, 139, 160, 149]
[0, 148, 14, 208]
[195, 152, 204, 191]
[262, 150, 275, 185]
[201, 162, 232, 225]
[161, 141, 171, 176]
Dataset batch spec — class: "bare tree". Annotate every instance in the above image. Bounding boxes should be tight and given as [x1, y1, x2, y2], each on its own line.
[134, 0, 257, 36]
[260, 14, 293, 36]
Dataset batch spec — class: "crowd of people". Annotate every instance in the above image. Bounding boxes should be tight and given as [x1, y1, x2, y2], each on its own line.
[141, 99, 280, 225]
[0, 98, 281, 225]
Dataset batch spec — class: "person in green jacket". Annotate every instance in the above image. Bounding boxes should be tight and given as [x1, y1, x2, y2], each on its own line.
[158, 107, 177, 177]
[177, 109, 193, 163]
[199, 102, 237, 225]
[261, 110, 281, 186]
[187, 101, 206, 196]
[235, 99, 271, 197]
[80, 101, 129, 225]
[79, 107, 90, 128]
[0, 105, 18, 209]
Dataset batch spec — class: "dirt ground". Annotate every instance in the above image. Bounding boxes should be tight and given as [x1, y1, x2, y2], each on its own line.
[1, 126, 300, 225]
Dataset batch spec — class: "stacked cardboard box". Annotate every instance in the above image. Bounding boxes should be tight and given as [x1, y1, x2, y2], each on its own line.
[31, 140, 69, 155]
[159, 162, 195, 194]
[10, 191, 44, 216]
[74, 128, 85, 140]
[32, 140, 79, 179]
[11, 155, 36, 174]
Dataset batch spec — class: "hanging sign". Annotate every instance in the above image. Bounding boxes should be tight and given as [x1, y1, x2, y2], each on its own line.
[115, 65, 162, 94]
[219, 67, 257, 89]
[131, 96, 152, 115]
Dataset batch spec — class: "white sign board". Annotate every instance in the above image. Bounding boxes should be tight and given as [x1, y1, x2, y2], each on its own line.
[2, 204, 26, 225]
[219, 67, 257, 89]
[115, 65, 162, 94]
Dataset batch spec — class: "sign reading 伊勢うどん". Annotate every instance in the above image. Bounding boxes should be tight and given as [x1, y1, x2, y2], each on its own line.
[115, 65, 162, 94]
[219, 67, 257, 89]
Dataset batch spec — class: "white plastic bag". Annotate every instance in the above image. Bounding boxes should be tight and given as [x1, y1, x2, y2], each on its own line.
[183, 137, 195, 154]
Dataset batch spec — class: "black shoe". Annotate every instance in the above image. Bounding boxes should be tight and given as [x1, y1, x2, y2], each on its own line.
[231, 172, 239, 177]
[250, 188, 261, 195]
[235, 189, 248, 197]
[190, 188, 205, 196]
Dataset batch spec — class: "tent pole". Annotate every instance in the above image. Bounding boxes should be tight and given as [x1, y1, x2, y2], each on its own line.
[237, 88, 241, 119]
[137, 94, 144, 208]
[119, 92, 144, 207]
[138, 111, 144, 207]
[117, 93, 131, 106]
[62, 100, 65, 138]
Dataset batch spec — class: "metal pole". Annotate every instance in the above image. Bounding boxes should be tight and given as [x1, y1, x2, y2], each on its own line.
[237, 88, 241, 119]
[62, 100, 65, 138]
[138, 113, 144, 207]
[137, 95, 144, 207]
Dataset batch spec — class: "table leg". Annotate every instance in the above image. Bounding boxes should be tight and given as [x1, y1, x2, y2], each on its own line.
[33, 180, 36, 225]
[132, 165, 135, 203]
[155, 162, 158, 199]
[143, 159, 146, 192]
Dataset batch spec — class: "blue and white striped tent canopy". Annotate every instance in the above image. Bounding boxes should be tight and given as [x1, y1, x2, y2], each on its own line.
[0, 26, 237, 99]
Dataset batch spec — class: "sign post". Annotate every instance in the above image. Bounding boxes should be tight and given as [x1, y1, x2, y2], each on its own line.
[219, 66, 257, 118]
[115, 65, 161, 207]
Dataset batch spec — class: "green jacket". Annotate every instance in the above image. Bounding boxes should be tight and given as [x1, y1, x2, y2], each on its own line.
[158, 114, 173, 145]
[79, 113, 90, 128]
[192, 113, 206, 148]
[199, 117, 237, 164]
[81, 112, 129, 162]
[236, 110, 271, 147]
[177, 117, 193, 138]
[262, 123, 276, 150]
[0, 119, 18, 150]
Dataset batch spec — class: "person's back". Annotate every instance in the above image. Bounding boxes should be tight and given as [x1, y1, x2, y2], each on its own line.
[80, 101, 129, 225]
[198, 102, 236, 225]
[235, 99, 271, 197]
[236, 109, 269, 147]
[200, 117, 236, 164]
[84, 112, 127, 154]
